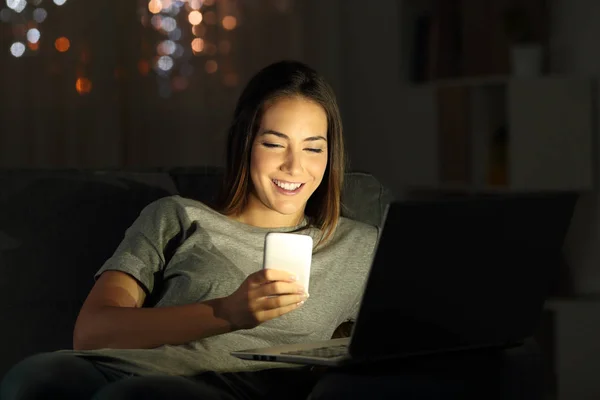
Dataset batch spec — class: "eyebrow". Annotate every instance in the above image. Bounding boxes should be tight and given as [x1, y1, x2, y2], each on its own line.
[260, 129, 327, 142]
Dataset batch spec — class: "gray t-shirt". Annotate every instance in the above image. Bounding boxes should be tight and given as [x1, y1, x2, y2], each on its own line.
[61, 195, 378, 376]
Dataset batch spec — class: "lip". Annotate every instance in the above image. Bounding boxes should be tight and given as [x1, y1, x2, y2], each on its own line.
[272, 179, 305, 196]
[273, 179, 304, 185]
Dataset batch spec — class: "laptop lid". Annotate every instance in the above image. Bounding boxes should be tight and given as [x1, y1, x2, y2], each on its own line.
[348, 192, 578, 360]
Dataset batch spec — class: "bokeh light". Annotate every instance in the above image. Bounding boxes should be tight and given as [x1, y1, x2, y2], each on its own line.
[168, 27, 181, 40]
[75, 77, 92, 95]
[0, 9, 11, 23]
[27, 28, 40, 44]
[10, 42, 26, 57]
[138, 59, 151, 76]
[189, 0, 202, 10]
[7, 0, 26, 13]
[157, 55, 174, 71]
[191, 38, 204, 53]
[221, 16, 236, 30]
[192, 24, 205, 37]
[160, 16, 177, 32]
[158, 40, 176, 55]
[188, 10, 202, 25]
[1, 0, 257, 98]
[55, 37, 70, 52]
[32, 8, 47, 23]
[134, 0, 255, 95]
[148, 0, 162, 14]
[205, 59, 217, 74]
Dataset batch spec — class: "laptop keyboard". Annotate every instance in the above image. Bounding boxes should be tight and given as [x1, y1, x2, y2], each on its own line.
[281, 344, 348, 359]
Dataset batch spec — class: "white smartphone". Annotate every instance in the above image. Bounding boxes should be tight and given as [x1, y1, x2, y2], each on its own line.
[263, 232, 313, 293]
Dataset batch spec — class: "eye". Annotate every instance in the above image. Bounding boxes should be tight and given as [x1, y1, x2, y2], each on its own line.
[305, 148, 324, 153]
[262, 142, 283, 149]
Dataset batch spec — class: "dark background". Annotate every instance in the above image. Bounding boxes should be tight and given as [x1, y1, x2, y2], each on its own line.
[1, 1, 599, 398]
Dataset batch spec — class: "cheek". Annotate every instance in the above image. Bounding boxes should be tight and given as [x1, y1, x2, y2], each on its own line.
[250, 148, 277, 178]
[249, 149, 264, 188]
[309, 156, 328, 180]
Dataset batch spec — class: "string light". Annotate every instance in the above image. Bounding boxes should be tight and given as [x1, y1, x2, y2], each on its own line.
[1, 0, 70, 57]
[1, 1, 291, 97]
[138, 0, 242, 97]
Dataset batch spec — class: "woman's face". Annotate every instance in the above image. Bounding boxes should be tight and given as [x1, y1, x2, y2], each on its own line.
[248, 96, 328, 222]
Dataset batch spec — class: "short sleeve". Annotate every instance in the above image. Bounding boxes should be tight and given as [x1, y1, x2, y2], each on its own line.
[94, 196, 186, 294]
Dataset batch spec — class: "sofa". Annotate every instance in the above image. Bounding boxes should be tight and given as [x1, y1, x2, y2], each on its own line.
[0, 167, 545, 398]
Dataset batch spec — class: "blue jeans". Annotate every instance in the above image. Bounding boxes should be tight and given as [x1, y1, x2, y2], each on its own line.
[0, 346, 542, 400]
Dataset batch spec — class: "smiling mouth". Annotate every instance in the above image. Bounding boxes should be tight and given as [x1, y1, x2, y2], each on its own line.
[272, 179, 304, 192]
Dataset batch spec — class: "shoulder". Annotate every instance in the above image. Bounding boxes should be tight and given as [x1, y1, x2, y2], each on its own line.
[316, 217, 379, 255]
[312, 217, 379, 281]
[136, 195, 223, 229]
[335, 217, 379, 245]
[142, 195, 216, 216]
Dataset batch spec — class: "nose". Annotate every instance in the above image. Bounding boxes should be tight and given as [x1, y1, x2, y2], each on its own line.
[281, 148, 304, 176]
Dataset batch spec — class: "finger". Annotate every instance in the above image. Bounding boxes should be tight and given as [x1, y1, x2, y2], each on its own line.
[250, 269, 297, 286]
[257, 281, 305, 298]
[257, 300, 305, 321]
[258, 293, 307, 310]
[262, 268, 299, 283]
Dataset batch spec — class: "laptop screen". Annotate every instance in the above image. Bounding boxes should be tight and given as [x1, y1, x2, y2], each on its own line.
[349, 192, 578, 359]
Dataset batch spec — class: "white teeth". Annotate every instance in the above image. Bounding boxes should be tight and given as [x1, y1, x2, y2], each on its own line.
[273, 180, 302, 191]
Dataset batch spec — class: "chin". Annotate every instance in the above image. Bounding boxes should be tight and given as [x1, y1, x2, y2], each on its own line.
[271, 201, 304, 216]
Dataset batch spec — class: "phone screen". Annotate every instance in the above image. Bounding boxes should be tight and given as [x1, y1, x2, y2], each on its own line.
[263, 232, 313, 292]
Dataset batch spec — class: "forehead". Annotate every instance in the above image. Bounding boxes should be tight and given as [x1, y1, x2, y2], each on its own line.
[259, 97, 327, 133]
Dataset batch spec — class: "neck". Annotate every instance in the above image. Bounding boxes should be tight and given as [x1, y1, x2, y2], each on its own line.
[232, 195, 305, 229]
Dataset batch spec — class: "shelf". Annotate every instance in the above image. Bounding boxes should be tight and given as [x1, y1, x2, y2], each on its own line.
[405, 183, 515, 194]
[398, 0, 550, 85]
[401, 74, 583, 88]
[544, 295, 600, 311]
[395, 77, 594, 192]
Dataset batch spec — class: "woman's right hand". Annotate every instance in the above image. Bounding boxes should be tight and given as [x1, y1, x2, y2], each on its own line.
[217, 269, 308, 330]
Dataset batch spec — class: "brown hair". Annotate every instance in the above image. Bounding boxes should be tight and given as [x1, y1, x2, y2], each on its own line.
[217, 60, 346, 246]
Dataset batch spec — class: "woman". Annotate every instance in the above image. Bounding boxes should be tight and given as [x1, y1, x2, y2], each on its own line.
[0, 60, 379, 400]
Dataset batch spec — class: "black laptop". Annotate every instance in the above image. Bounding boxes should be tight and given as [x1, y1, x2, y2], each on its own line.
[231, 192, 578, 367]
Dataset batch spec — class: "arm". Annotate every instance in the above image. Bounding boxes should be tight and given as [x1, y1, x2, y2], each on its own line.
[73, 198, 304, 350]
[73, 271, 233, 350]
[73, 198, 233, 350]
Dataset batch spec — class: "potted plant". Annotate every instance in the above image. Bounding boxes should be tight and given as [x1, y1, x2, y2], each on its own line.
[503, 4, 543, 77]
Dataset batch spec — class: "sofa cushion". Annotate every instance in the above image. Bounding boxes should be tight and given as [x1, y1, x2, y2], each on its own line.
[170, 167, 393, 227]
[341, 171, 393, 228]
[0, 170, 177, 377]
[0, 168, 390, 379]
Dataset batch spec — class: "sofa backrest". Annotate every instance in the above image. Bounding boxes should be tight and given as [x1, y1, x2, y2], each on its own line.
[169, 167, 392, 228]
[0, 168, 391, 378]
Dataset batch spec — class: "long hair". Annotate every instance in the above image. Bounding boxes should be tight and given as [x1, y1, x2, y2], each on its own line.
[217, 60, 346, 246]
